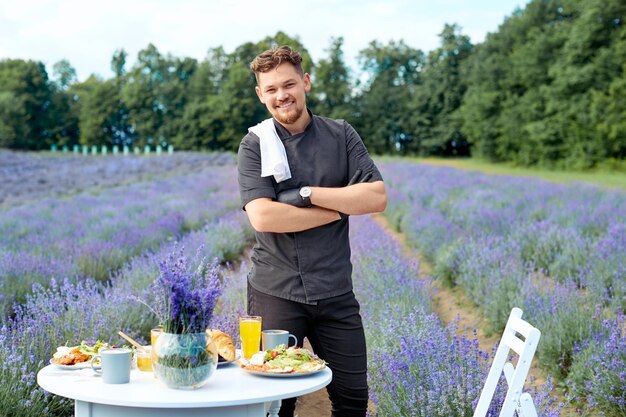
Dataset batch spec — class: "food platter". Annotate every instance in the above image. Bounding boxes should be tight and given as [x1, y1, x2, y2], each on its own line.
[241, 364, 326, 378]
[49, 359, 94, 370]
[238, 345, 326, 377]
[49, 341, 110, 370]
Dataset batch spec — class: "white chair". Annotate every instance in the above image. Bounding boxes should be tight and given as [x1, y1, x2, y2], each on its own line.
[473, 307, 541, 417]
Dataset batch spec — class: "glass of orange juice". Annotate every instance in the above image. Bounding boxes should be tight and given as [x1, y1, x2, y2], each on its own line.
[150, 327, 163, 347]
[150, 327, 163, 377]
[239, 316, 262, 359]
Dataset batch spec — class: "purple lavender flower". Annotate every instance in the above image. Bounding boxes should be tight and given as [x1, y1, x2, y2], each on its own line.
[567, 313, 626, 416]
[149, 248, 223, 334]
[0, 160, 240, 316]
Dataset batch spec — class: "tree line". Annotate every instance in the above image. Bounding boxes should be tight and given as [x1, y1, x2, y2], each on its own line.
[1, 0, 624, 169]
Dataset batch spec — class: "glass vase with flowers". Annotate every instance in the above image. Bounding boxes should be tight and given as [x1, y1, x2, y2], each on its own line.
[142, 249, 222, 389]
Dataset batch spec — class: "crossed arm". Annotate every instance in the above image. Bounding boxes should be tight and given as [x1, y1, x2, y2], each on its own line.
[244, 179, 387, 233]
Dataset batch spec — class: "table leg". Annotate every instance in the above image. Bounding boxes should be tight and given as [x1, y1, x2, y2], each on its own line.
[75, 400, 93, 417]
[266, 400, 281, 417]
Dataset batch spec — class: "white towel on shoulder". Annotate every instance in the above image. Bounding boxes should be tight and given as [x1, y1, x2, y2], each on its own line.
[248, 118, 292, 183]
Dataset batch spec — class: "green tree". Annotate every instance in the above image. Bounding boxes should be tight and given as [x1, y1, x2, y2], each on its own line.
[0, 59, 53, 149]
[410, 24, 473, 156]
[217, 57, 266, 151]
[52, 59, 77, 90]
[107, 49, 134, 146]
[461, 0, 625, 169]
[310, 37, 353, 120]
[174, 97, 223, 150]
[78, 76, 122, 146]
[354, 40, 424, 154]
[111, 49, 127, 80]
[591, 69, 626, 165]
[542, 0, 626, 168]
[122, 44, 197, 148]
[173, 47, 230, 150]
[49, 59, 80, 146]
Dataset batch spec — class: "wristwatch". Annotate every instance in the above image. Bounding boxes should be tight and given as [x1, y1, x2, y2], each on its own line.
[299, 186, 312, 207]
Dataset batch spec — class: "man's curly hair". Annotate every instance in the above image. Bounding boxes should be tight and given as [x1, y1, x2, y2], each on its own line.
[250, 46, 304, 82]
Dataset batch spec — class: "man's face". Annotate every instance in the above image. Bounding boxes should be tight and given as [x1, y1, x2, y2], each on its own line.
[255, 62, 311, 126]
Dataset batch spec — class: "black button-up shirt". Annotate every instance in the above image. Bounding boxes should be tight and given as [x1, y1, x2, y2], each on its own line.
[237, 113, 383, 304]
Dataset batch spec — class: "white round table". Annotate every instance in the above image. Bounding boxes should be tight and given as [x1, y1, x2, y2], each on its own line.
[37, 361, 331, 417]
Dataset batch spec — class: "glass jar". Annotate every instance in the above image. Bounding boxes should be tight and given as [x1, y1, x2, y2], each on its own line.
[152, 331, 218, 389]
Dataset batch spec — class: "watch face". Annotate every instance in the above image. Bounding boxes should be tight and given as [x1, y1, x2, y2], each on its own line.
[300, 187, 312, 198]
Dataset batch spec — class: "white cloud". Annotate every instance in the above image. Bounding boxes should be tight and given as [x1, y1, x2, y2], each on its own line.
[0, 0, 526, 82]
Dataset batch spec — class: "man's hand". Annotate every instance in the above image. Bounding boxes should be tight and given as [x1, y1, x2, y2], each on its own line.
[277, 170, 373, 210]
[340, 169, 374, 219]
[347, 169, 373, 185]
[276, 188, 310, 207]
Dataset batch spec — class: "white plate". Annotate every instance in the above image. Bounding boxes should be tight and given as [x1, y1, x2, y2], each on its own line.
[241, 365, 326, 378]
[49, 359, 95, 370]
[217, 352, 241, 367]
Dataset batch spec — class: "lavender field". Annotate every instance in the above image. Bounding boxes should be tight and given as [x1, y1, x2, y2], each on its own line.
[0, 149, 234, 209]
[0, 151, 619, 416]
[380, 161, 626, 416]
[0, 154, 240, 316]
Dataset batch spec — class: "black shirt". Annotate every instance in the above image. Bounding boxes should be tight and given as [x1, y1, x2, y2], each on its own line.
[237, 113, 383, 304]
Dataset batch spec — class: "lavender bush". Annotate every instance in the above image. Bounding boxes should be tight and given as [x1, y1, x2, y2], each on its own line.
[112, 210, 252, 341]
[381, 161, 626, 303]
[567, 313, 626, 416]
[521, 281, 602, 380]
[349, 216, 562, 416]
[587, 222, 626, 310]
[0, 277, 150, 416]
[0, 165, 239, 316]
[349, 217, 430, 324]
[380, 160, 625, 414]
[368, 309, 492, 417]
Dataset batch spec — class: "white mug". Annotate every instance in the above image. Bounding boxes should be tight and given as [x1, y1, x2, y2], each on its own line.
[262, 330, 298, 351]
[91, 348, 132, 384]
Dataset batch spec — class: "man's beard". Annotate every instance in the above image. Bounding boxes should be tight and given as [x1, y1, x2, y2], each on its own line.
[273, 104, 303, 125]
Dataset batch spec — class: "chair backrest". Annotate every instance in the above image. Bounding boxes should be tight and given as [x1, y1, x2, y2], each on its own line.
[473, 307, 541, 417]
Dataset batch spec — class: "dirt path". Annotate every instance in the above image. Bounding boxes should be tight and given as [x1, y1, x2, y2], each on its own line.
[371, 213, 501, 349]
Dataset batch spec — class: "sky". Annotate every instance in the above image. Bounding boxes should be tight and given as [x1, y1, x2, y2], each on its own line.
[1, 0, 528, 82]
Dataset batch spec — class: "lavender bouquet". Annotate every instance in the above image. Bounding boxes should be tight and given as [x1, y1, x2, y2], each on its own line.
[144, 247, 223, 388]
[151, 248, 223, 334]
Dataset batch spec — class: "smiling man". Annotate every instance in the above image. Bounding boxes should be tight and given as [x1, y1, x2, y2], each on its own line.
[237, 45, 387, 417]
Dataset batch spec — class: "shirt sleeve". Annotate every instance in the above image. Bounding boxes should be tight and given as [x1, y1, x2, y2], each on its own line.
[344, 122, 384, 183]
[237, 133, 277, 210]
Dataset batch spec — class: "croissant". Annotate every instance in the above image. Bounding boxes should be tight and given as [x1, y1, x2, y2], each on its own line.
[207, 329, 236, 362]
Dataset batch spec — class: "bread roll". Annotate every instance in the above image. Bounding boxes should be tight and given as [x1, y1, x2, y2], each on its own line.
[207, 329, 236, 362]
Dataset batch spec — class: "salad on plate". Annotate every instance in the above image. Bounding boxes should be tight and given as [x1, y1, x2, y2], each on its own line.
[239, 344, 326, 375]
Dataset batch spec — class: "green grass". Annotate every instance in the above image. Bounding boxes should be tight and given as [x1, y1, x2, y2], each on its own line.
[388, 157, 626, 190]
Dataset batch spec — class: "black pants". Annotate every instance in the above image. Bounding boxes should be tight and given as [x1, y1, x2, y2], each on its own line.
[248, 284, 368, 417]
